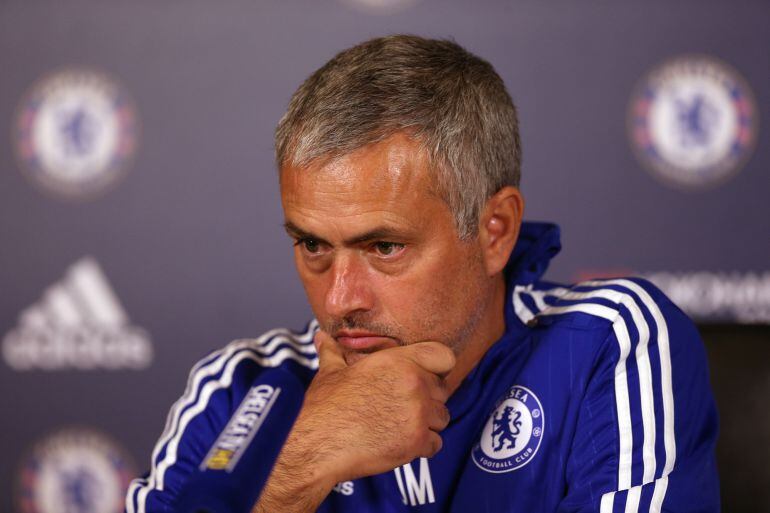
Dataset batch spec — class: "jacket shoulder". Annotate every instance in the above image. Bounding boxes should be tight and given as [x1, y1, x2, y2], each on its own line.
[204, 319, 320, 382]
[125, 319, 318, 513]
[513, 277, 688, 332]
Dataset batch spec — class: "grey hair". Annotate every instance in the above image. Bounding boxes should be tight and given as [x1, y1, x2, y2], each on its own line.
[275, 34, 521, 239]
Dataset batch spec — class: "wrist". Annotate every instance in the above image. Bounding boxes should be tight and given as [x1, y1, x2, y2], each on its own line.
[253, 445, 335, 513]
[279, 420, 341, 491]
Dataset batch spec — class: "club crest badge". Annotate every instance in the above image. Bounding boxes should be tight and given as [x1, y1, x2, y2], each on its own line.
[14, 67, 139, 200]
[472, 385, 544, 473]
[628, 55, 758, 190]
[15, 428, 135, 513]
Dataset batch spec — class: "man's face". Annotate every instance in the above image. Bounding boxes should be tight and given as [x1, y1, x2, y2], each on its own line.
[280, 133, 495, 365]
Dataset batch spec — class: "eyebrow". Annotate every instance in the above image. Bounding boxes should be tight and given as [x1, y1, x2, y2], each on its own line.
[283, 221, 407, 246]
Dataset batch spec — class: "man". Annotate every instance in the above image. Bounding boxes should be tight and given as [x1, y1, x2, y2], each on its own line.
[126, 35, 719, 513]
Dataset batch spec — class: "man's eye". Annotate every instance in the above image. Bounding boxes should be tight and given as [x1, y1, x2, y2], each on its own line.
[297, 238, 321, 254]
[373, 242, 405, 256]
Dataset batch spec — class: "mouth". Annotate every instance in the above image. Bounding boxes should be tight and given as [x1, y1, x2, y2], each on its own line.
[334, 330, 399, 352]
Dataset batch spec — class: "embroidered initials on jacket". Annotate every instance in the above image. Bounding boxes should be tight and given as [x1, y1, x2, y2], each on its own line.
[394, 458, 435, 506]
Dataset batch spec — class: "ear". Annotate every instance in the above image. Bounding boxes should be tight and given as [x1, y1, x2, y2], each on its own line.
[478, 186, 525, 276]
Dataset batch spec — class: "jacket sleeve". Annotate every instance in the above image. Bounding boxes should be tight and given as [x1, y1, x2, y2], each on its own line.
[558, 278, 719, 513]
[125, 324, 318, 513]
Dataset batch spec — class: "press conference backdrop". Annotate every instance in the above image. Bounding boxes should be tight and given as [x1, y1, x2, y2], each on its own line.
[0, 1, 767, 512]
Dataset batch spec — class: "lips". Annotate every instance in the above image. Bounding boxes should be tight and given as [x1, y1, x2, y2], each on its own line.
[335, 331, 398, 351]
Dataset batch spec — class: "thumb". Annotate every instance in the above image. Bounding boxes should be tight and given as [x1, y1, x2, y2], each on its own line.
[314, 330, 347, 373]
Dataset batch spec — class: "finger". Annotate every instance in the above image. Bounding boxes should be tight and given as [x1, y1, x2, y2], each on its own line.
[314, 330, 347, 374]
[426, 373, 450, 403]
[426, 399, 451, 432]
[419, 431, 444, 458]
[402, 342, 456, 376]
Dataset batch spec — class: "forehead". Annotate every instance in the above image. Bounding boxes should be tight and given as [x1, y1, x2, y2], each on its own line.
[280, 134, 451, 233]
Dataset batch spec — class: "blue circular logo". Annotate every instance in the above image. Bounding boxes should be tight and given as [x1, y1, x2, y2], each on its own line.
[628, 55, 758, 190]
[16, 428, 135, 513]
[472, 385, 545, 473]
[14, 68, 139, 200]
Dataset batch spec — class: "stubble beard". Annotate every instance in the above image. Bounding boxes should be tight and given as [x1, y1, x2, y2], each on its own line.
[321, 265, 492, 367]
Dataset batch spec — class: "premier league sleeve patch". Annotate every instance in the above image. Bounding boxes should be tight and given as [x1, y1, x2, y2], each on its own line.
[472, 385, 544, 474]
[201, 384, 281, 472]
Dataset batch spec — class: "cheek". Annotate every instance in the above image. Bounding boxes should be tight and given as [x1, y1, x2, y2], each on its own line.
[379, 250, 486, 340]
[428, 251, 488, 334]
[294, 258, 327, 314]
[301, 279, 325, 313]
[357, 272, 427, 333]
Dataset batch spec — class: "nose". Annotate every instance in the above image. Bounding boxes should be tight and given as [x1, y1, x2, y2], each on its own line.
[324, 252, 374, 319]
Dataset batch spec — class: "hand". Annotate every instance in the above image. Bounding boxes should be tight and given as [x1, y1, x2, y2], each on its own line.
[253, 331, 455, 513]
[299, 330, 456, 484]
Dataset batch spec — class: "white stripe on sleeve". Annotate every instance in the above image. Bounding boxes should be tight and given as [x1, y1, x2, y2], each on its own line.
[127, 321, 318, 513]
[523, 279, 675, 513]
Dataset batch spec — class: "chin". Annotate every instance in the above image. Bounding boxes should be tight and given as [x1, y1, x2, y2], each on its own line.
[344, 351, 370, 366]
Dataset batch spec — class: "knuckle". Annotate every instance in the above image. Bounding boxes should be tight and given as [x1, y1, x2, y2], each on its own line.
[400, 368, 423, 392]
[421, 432, 442, 457]
[429, 374, 449, 402]
[410, 401, 428, 425]
[414, 429, 432, 450]
[390, 437, 410, 461]
[432, 433, 443, 455]
[415, 400, 432, 423]
[401, 427, 422, 456]
[424, 400, 449, 430]
[437, 403, 450, 427]
[413, 413, 430, 434]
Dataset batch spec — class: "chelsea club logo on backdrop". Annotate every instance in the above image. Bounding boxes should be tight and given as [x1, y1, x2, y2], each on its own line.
[472, 385, 544, 474]
[14, 67, 139, 200]
[628, 55, 757, 190]
[15, 428, 135, 513]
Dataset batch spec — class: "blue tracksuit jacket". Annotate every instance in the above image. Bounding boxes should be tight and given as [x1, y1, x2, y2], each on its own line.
[126, 221, 719, 513]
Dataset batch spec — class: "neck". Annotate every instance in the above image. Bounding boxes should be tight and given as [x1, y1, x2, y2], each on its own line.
[444, 275, 507, 396]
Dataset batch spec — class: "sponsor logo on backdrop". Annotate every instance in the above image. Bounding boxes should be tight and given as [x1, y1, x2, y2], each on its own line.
[628, 55, 757, 189]
[472, 385, 544, 473]
[16, 428, 135, 513]
[14, 68, 138, 200]
[2, 257, 153, 370]
[644, 271, 770, 324]
[202, 384, 281, 472]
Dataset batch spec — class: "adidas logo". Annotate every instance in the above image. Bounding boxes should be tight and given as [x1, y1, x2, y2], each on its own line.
[2, 257, 153, 370]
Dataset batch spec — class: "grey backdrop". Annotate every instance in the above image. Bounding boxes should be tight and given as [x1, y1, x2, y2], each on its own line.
[1, 1, 768, 512]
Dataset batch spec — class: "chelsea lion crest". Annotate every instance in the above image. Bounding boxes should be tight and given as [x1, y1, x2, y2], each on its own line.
[628, 55, 758, 190]
[472, 385, 544, 473]
[15, 427, 135, 513]
[14, 68, 139, 200]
